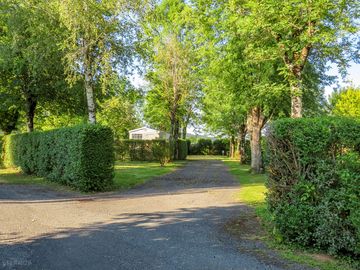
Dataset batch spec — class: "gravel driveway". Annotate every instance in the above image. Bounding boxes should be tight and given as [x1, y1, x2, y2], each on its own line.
[0, 159, 312, 270]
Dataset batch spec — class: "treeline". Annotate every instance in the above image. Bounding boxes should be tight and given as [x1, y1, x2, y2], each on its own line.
[1, 0, 360, 166]
[0, 0, 142, 140]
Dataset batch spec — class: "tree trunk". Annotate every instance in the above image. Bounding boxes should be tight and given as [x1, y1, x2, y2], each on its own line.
[25, 94, 37, 132]
[237, 124, 247, 164]
[174, 119, 180, 160]
[291, 82, 302, 118]
[169, 112, 180, 160]
[182, 124, 187, 139]
[84, 67, 96, 124]
[230, 136, 236, 158]
[83, 39, 96, 124]
[247, 107, 266, 173]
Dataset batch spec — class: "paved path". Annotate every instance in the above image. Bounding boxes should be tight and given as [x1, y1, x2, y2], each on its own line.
[0, 160, 311, 270]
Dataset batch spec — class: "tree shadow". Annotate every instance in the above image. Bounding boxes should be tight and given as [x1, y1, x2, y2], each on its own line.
[0, 205, 311, 270]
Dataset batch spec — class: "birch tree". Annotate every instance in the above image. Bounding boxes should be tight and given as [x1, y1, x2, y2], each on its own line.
[57, 0, 136, 124]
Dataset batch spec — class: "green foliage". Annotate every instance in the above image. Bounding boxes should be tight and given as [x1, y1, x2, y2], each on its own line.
[330, 87, 360, 118]
[189, 138, 213, 155]
[3, 125, 114, 192]
[189, 138, 230, 156]
[98, 96, 141, 140]
[115, 140, 171, 163]
[0, 106, 19, 135]
[212, 139, 229, 155]
[177, 139, 188, 160]
[267, 117, 360, 257]
[0, 0, 70, 131]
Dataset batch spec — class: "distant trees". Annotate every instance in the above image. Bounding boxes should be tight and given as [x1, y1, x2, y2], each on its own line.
[143, 0, 201, 159]
[330, 87, 360, 118]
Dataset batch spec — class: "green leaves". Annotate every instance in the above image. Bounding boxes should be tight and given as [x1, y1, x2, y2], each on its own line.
[331, 87, 360, 118]
[3, 124, 114, 192]
[267, 116, 360, 256]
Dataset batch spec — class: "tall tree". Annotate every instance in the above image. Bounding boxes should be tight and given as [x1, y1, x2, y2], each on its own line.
[143, 0, 200, 159]
[245, 0, 360, 118]
[57, 0, 137, 124]
[0, 0, 68, 132]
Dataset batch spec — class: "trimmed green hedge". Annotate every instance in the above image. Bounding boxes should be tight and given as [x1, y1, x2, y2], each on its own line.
[115, 139, 187, 162]
[177, 139, 188, 160]
[267, 117, 360, 257]
[115, 139, 170, 162]
[3, 125, 114, 191]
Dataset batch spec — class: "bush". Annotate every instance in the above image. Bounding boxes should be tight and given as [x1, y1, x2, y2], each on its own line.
[267, 117, 360, 257]
[177, 139, 188, 160]
[212, 139, 229, 155]
[152, 140, 170, 166]
[189, 138, 213, 155]
[115, 139, 170, 162]
[3, 125, 114, 192]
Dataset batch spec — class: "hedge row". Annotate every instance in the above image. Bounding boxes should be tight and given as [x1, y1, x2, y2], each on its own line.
[115, 139, 188, 162]
[3, 125, 114, 191]
[115, 140, 170, 162]
[189, 138, 229, 155]
[267, 117, 360, 257]
[177, 139, 188, 160]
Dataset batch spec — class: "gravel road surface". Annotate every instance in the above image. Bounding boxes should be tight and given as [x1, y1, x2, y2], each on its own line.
[0, 159, 312, 270]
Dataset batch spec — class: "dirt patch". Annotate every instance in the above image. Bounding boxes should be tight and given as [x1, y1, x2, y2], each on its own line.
[224, 211, 265, 240]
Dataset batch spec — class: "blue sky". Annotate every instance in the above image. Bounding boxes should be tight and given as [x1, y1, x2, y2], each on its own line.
[325, 62, 360, 98]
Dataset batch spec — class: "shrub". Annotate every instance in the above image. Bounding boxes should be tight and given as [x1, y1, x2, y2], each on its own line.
[189, 138, 213, 155]
[3, 125, 114, 192]
[152, 140, 170, 166]
[212, 139, 229, 155]
[115, 139, 170, 163]
[267, 117, 360, 257]
[177, 139, 188, 160]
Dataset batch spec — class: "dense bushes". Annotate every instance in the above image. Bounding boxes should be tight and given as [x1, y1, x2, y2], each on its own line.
[267, 117, 360, 257]
[3, 125, 114, 191]
[116, 139, 187, 162]
[115, 140, 170, 161]
[189, 138, 229, 155]
[177, 139, 188, 160]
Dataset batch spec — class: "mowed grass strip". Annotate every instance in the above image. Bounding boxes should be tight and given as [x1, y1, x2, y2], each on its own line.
[113, 161, 185, 190]
[222, 160, 266, 206]
[0, 160, 185, 191]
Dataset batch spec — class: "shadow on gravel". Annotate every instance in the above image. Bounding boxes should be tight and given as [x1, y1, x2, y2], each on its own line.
[0, 206, 311, 270]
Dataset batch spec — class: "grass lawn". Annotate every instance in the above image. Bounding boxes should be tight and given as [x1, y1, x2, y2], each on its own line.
[187, 155, 228, 160]
[112, 160, 185, 190]
[223, 159, 356, 270]
[0, 160, 185, 192]
[0, 167, 72, 191]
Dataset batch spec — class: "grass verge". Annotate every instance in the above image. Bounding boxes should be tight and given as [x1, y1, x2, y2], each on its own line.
[112, 160, 185, 190]
[223, 159, 357, 270]
[0, 167, 72, 192]
[0, 161, 185, 192]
